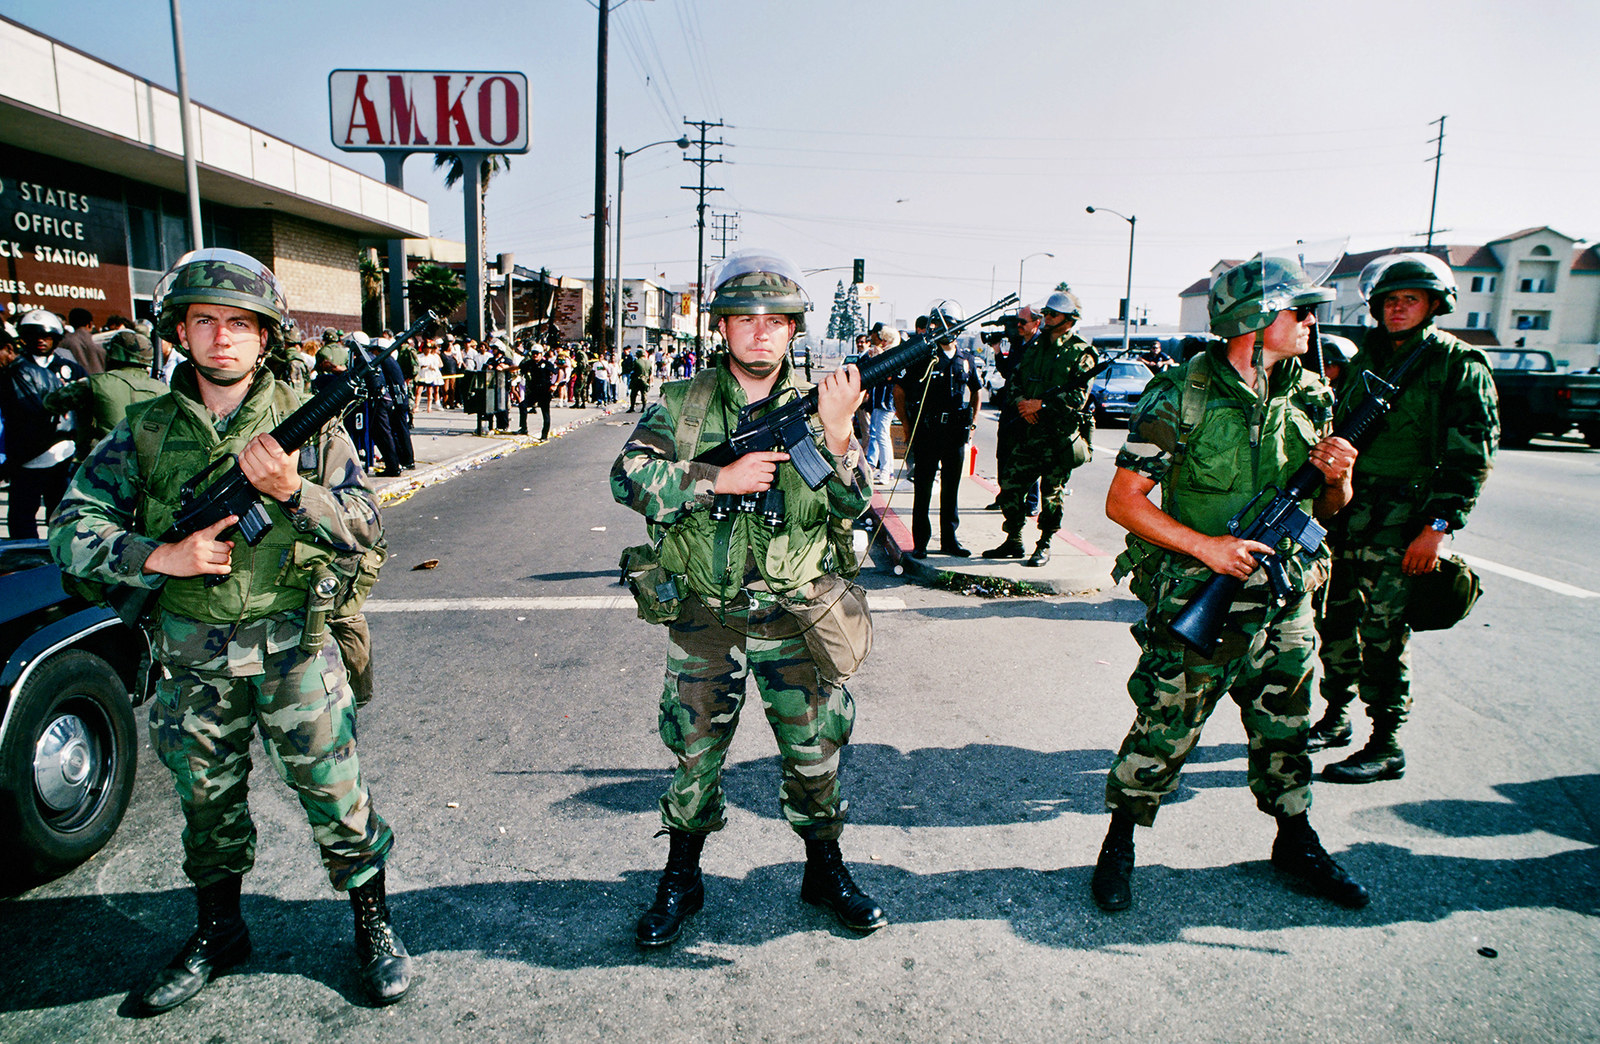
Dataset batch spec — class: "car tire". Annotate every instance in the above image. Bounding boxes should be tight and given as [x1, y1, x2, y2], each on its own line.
[0, 650, 136, 877]
[1582, 422, 1600, 449]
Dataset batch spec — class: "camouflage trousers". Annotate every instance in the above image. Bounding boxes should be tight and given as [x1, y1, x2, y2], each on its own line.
[149, 636, 393, 890]
[1106, 596, 1317, 826]
[1317, 541, 1413, 726]
[658, 591, 856, 840]
[997, 433, 1076, 541]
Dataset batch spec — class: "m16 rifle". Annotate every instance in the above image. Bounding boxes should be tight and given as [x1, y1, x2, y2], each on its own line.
[692, 293, 1019, 490]
[1167, 342, 1428, 654]
[105, 311, 439, 626]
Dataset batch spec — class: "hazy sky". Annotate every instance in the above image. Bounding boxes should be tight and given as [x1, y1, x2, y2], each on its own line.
[6, 0, 1599, 330]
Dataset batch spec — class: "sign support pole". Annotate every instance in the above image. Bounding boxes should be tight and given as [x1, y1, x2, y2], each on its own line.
[381, 152, 410, 332]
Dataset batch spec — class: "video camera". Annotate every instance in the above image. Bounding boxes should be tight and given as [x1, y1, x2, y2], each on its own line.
[979, 314, 1021, 348]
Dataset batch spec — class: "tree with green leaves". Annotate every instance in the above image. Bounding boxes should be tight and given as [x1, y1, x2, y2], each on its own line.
[826, 280, 850, 342]
[408, 263, 466, 322]
[846, 284, 865, 342]
[359, 252, 383, 334]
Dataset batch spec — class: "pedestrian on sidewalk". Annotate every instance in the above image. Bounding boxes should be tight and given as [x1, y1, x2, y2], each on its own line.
[863, 326, 899, 483]
[1090, 253, 1369, 915]
[612, 250, 886, 948]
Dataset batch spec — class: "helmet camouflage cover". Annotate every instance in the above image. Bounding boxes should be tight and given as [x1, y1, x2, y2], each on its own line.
[104, 329, 154, 367]
[708, 251, 811, 334]
[1359, 252, 1457, 315]
[1209, 254, 1336, 338]
[152, 248, 289, 349]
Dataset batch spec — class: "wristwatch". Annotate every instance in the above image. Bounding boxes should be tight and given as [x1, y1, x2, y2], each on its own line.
[1428, 518, 1450, 533]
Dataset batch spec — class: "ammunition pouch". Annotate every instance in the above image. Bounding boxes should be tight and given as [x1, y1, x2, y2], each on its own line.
[619, 542, 685, 625]
[331, 613, 375, 706]
[776, 573, 874, 686]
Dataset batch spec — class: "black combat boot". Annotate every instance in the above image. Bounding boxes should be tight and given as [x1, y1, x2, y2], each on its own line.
[138, 874, 251, 1014]
[1320, 719, 1405, 784]
[1305, 700, 1353, 752]
[1090, 812, 1136, 912]
[1270, 813, 1370, 909]
[1026, 536, 1053, 567]
[349, 868, 413, 1005]
[635, 829, 706, 949]
[983, 533, 1026, 559]
[800, 838, 888, 933]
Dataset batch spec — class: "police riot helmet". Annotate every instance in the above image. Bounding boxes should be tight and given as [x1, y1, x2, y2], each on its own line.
[17, 308, 66, 342]
[152, 248, 289, 349]
[1319, 333, 1358, 367]
[1042, 290, 1082, 318]
[926, 300, 964, 343]
[1359, 252, 1457, 315]
[104, 329, 155, 367]
[343, 330, 372, 352]
[1209, 254, 1336, 338]
[707, 251, 811, 334]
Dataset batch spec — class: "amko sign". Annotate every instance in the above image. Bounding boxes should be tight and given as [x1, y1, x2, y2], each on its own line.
[329, 70, 529, 154]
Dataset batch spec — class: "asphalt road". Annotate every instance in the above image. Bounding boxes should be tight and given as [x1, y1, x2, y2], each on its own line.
[2, 412, 1596, 1043]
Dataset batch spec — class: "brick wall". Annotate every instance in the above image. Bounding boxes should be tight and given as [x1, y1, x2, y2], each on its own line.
[239, 212, 361, 338]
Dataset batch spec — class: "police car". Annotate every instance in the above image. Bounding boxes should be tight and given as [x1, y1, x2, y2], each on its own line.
[0, 538, 149, 881]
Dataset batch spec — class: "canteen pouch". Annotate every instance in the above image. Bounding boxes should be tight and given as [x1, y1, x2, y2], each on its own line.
[620, 542, 683, 625]
[1405, 553, 1481, 632]
[779, 574, 874, 685]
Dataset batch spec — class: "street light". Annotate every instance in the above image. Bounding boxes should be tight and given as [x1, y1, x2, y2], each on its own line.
[1018, 251, 1054, 299]
[614, 136, 691, 356]
[1086, 205, 1136, 358]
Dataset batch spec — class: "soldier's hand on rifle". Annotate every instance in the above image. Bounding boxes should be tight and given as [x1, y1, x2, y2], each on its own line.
[1015, 398, 1044, 424]
[1306, 436, 1357, 485]
[713, 451, 789, 495]
[817, 364, 865, 454]
[144, 515, 238, 578]
[239, 433, 303, 502]
[1196, 534, 1277, 580]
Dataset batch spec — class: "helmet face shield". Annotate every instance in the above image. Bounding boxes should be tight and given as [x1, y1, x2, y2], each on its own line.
[17, 308, 65, 342]
[1209, 247, 1339, 338]
[153, 248, 289, 350]
[707, 250, 812, 334]
[1359, 252, 1457, 315]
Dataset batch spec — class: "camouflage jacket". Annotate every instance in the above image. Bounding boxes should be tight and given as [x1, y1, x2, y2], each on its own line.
[1336, 322, 1498, 535]
[48, 366, 380, 673]
[45, 366, 168, 449]
[1009, 329, 1098, 441]
[611, 357, 871, 602]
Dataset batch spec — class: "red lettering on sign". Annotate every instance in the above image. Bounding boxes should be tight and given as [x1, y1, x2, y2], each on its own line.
[345, 74, 384, 145]
[386, 75, 429, 146]
[435, 75, 475, 147]
[477, 77, 520, 147]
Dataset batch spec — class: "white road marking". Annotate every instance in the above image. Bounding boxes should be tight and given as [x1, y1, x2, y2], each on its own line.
[366, 595, 909, 612]
[1454, 553, 1600, 599]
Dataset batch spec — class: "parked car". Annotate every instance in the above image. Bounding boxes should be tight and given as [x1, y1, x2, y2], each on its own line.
[0, 538, 149, 879]
[1088, 359, 1155, 426]
[1487, 348, 1600, 448]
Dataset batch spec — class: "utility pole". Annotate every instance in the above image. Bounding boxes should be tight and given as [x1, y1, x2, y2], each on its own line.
[168, 0, 203, 252]
[591, 0, 610, 352]
[682, 118, 724, 355]
[1426, 115, 1446, 250]
[709, 211, 740, 261]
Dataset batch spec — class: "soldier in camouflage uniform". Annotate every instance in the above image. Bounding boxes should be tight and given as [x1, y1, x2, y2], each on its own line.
[1313, 254, 1498, 783]
[1090, 254, 1370, 913]
[44, 329, 167, 455]
[983, 290, 1099, 567]
[612, 250, 887, 948]
[47, 249, 412, 1011]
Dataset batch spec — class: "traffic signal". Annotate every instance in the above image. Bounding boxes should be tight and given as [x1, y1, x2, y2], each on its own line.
[853, 258, 865, 285]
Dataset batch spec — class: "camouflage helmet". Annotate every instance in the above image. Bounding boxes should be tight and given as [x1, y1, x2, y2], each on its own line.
[316, 342, 351, 369]
[1042, 289, 1082, 318]
[17, 308, 66, 341]
[152, 248, 289, 348]
[1359, 252, 1457, 315]
[707, 251, 811, 334]
[1209, 254, 1336, 338]
[280, 316, 304, 347]
[104, 330, 155, 367]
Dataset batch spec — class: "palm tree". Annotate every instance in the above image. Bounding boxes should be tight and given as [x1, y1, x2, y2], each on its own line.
[432, 152, 512, 190]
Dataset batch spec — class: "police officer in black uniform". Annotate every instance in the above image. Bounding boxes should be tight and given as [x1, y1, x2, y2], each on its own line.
[895, 304, 981, 558]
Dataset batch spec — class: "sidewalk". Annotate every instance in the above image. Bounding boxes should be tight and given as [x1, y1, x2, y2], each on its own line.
[865, 450, 1116, 596]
